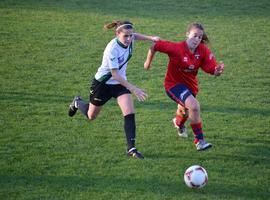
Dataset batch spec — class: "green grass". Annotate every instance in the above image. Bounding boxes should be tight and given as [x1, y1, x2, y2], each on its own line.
[1, 0, 270, 199]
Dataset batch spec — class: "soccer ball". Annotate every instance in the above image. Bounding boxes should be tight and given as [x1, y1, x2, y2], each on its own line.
[184, 165, 208, 188]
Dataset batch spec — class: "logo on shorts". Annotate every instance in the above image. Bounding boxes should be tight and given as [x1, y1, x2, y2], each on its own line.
[180, 90, 189, 100]
[94, 98, 103, 101]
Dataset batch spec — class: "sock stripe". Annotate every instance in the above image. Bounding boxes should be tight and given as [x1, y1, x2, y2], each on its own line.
[193, 128, 202, 134]
[191, 122, 204, 142]
[195, 133, 203, 140]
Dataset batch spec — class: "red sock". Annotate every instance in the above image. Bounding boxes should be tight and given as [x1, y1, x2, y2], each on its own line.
[190, 122, 204, 144]
[175, 115, 188, 128]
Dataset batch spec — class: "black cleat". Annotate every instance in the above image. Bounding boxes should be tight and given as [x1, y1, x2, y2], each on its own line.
[68, 96, 81, 117]
[127, 147, 144, 159]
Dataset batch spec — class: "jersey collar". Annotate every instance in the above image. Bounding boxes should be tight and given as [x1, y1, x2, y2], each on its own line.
[184, 40, 200, 55]
[116, 38, 128, 49]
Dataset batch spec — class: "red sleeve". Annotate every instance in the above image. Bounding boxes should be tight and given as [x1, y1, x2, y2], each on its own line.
[154, 40, 177, 56]
[200, 45, 217, 75]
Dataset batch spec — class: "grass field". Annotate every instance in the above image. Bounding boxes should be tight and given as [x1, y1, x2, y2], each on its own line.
[1, 0, 270, 199]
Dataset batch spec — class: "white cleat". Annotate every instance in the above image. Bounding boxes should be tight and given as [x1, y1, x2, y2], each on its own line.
[172, 118, 188, 138]
[196, 140, 213, 151]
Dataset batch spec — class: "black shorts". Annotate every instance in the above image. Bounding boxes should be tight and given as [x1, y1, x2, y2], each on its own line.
[89, 78, 131, 106]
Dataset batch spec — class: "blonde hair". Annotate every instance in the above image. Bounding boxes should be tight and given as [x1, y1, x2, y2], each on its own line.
[104, 20, 133, 32]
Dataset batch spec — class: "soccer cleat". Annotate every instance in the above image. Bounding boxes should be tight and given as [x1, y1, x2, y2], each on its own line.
[68, 96, 81, 117]
[196, 140, 213, 151]
[172, 118, 188, 138]
[127, 147, 144, 159]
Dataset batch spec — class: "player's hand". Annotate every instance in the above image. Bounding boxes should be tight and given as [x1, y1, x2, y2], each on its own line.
[131, 87, 148, 102]
[214, 61, 224, 76]
[151, 36, 160, 42]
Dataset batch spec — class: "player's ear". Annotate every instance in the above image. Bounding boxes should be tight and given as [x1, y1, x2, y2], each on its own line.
[186, 31, 190, 38]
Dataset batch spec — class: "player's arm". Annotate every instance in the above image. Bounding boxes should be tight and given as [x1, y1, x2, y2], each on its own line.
[133, 33, 159, 42]
[201, 46, 224, 76]
[204, 60, 225, 76]
[111, 69, 148, 102]
[144, 43, 156, 70]
[202, 59, 225, 76]
[144, 40, 177, 70]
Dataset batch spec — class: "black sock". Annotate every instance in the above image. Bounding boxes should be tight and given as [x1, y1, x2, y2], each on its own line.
[76, 99, 89, 118]
[124, 113, 136, 150]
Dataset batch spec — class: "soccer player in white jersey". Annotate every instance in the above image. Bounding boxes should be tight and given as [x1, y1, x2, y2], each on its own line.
[68, 20, 159, 159]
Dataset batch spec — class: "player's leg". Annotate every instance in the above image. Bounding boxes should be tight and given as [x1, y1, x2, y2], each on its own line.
[166, 84, 190, 138]
[117, 92, 144, 159]
[185, 95, 212, 150]
[87, 103, 102, 120]
[68, 96, 102, 120]
[184, 95, 201, 124]
[173, 104, 189, 137]
[68, 79, 110, 120]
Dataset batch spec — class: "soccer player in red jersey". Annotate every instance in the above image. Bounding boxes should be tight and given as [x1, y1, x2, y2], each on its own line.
[144, 22, 224, 150]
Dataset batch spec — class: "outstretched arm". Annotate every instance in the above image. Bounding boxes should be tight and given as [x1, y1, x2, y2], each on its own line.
[144, 43, 156, 70]
[133, 33, 159, 42]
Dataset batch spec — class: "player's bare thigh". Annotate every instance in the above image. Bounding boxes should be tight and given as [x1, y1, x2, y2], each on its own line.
[184, 95, 201, 123]
[117, 93, 134, 116]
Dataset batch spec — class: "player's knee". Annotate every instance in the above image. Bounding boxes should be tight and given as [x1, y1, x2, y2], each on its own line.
[183, 109, 189, 118]
[177, 108, 189, 118]
[87, 113, 97, 121]
[189, 102, 200, 114]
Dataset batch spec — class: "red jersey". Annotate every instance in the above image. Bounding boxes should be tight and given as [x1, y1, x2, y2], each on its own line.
[154, 40, 217, 95]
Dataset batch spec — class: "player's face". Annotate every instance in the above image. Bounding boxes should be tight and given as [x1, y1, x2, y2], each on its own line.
[186, 28, 203, 51]
[117, 28, 133, 47]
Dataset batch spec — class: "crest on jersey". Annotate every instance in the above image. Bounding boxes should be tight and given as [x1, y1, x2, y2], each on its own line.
[183, 57, 188, 62]
[118, 55, 125, 64]
[195, 54, 200, 59]
[188, 65, 195, 70]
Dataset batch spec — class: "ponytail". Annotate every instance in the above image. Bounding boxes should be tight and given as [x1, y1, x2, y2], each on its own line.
[104, 20, 133, 32]
[104, 20, 119, 30]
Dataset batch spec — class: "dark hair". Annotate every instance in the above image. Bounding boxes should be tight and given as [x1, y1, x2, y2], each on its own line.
[187, 22, 209, 43]
[104, 20, 133, 32]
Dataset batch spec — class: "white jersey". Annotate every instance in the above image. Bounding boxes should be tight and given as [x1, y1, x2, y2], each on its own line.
[95, 38, 134, 84]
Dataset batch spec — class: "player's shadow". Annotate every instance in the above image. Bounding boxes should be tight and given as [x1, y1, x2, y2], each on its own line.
[4, 91, 269, 117]
[201, 104, 270, 117]
[1, 172, 268, 199]
[0, 173, 182, 197]
[139, 99, 270, 117]
[1, 91, 68, 104]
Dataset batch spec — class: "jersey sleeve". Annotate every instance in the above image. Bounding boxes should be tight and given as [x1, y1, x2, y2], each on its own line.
[200, 45, 217, 75]
[154, 40, 177, 56]
[107, 48, 119, 70]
